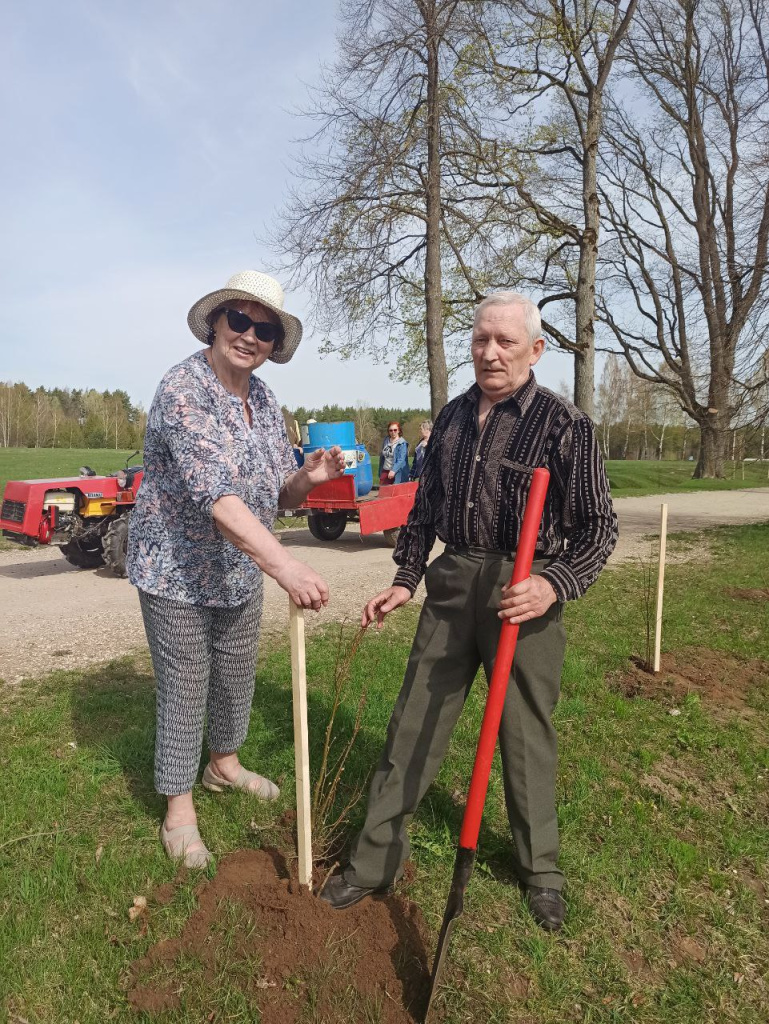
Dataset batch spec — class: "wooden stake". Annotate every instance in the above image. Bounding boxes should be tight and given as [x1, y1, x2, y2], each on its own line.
[289, 598, 313, 887]
[653, 503, 668, 674]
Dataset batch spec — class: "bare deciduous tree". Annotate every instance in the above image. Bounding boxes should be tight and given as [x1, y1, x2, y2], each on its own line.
[598, 0, 769, 477]
[455, 0, 638, 416]
[271, 0, 476, 418]
[595, 355, 629, 458]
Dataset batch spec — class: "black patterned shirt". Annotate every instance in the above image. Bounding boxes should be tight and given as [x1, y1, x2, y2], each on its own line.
[392, 373, 618, 601]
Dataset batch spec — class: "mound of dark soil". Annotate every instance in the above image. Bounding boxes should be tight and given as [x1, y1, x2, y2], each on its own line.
[127, 848, 430, 1023]
[725, 586, 769, 602]
[612, 647, 768, 715]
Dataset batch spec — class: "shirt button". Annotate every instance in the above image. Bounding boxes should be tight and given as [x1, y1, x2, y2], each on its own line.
[467, 501, 474, 509]
[475, 455, 481, 462]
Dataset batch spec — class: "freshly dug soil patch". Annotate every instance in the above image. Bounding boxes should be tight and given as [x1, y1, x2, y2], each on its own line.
[611, 647, 768, 715]
[128, 847, 430, 1022]
[725, 586, 769, 602]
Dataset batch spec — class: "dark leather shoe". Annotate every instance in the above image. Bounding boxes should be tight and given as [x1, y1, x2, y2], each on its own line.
[525, 886, 565, 931]
[318, 873, 393, 910]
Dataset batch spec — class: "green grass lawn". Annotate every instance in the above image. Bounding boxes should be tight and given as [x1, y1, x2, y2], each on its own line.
[355, 456, 769, 497]
[3, 448, 768, 505]
[1, 523, 768, 1022]
[605, 459, 769, 497]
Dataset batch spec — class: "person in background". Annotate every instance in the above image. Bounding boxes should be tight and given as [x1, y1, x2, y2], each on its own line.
[127, 270, 345, 870]
[289, 419, 304, 467]
[409, 420, 433, 480]
[379, 421, 409, 484]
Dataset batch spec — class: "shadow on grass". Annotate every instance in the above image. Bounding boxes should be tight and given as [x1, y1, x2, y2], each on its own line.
[68, 656, 163, 820]
[67, 651, 435, 1015]
[67, 649, 523, 892]
[66, 652, 396, 838]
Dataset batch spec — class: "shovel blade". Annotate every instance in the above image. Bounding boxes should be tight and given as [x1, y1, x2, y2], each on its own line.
[423, 846, 476, 1022]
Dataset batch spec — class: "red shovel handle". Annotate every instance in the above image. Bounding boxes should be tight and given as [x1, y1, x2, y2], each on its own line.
[458, 467, 550, 850]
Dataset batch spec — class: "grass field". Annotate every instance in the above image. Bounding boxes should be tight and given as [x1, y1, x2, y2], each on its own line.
[604, 459, 769, 497]
[2, 448, 767, 504]
[0, 448, 140, 499]
[1, 523, 767, 1022]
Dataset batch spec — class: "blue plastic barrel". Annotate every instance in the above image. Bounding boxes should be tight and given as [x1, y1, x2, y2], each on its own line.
[304, 421, 358, 481]
[302, 421, 374, 497]
[306, 422, 356, 449]
[355, 444, 373, 497]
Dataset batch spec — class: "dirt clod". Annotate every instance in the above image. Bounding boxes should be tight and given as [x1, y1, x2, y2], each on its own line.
[128, 847, 430, 1022]
[152, 883, 176, 907]
[725, 587, 769, 603]
[671, 934, 708, 965]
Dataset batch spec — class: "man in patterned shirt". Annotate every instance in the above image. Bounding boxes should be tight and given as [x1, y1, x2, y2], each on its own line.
[321, 291, 618, 931]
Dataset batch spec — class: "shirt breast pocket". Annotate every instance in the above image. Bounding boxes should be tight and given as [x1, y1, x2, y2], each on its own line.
[496, 458, 536, 540]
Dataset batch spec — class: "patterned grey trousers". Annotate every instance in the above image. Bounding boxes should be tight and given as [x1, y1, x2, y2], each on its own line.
[138, 588, 263, 796]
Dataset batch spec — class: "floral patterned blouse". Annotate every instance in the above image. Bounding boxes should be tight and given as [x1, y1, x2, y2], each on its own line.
[127, 350, 297, 607]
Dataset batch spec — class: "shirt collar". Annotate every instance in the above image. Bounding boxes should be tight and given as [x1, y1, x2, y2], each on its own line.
[196, 349, 259, 408]
[464, 371, 538, 415]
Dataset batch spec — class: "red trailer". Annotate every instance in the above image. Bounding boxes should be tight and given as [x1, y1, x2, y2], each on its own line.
[285, 477, 418, 546]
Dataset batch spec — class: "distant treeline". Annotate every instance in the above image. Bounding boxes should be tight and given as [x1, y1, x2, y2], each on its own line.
[4, 379, 763, 465]
[0, 382, 431, 454]
[0, 382, 147, 450]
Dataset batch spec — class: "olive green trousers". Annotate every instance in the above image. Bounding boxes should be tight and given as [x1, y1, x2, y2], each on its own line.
[346, 548, 567, 891]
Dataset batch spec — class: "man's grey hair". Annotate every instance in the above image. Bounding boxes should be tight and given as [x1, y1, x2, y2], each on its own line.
[420, 420, 433, 431]
[473, 291, 543, 345]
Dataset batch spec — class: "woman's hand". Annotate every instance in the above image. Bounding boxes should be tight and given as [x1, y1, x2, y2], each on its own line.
[303, 445, 346, 486]
[498, 575, 557, 624]
[275, 558, 330, 611]
[361, 586, 412, 628]
[387, 470, 395, 480]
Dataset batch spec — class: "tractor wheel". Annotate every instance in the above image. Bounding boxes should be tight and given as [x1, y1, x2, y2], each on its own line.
[61, 538, 105, 569]
[308, 511, 347, 541]
[103, 515, 129, 578]
[383, 527, 401, 548]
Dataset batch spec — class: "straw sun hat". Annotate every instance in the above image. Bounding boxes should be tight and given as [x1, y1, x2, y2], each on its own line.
[187, 270, 303, 364]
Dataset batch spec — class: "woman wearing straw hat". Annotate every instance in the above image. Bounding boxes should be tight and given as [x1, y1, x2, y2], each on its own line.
[127, 270, 345, 869]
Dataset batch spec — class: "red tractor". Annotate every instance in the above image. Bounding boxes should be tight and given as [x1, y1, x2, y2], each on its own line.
[0, 453, 143, 577]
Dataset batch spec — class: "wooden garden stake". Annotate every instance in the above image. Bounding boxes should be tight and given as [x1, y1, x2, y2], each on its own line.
[289, 598, 313, 887]
[653, 503, 668, 674]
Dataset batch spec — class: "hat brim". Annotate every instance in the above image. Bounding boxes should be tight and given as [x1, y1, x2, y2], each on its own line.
[187, 288, 302, 364]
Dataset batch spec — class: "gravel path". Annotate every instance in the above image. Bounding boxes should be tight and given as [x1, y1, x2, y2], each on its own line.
[1, 488, 767, 684]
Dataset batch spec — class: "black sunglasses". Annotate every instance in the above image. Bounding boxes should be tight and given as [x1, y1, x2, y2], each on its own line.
[221, 308, 283, 344]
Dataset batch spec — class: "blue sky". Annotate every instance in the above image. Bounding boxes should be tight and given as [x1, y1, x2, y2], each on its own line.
[0, 0, 571, 411]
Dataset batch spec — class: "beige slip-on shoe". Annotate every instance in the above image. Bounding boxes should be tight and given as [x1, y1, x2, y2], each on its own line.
[160, 822, 213, 870]
[202, 763, 280, 801]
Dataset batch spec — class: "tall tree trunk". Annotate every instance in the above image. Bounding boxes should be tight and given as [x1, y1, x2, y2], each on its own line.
[622, 416, 631, 459]
[694, 417, 727, 478]
[423, 1, 448, 420]
[642, 409, 648, 460]
[693, 371, 729, 477]
[573, 92, 601, 418]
